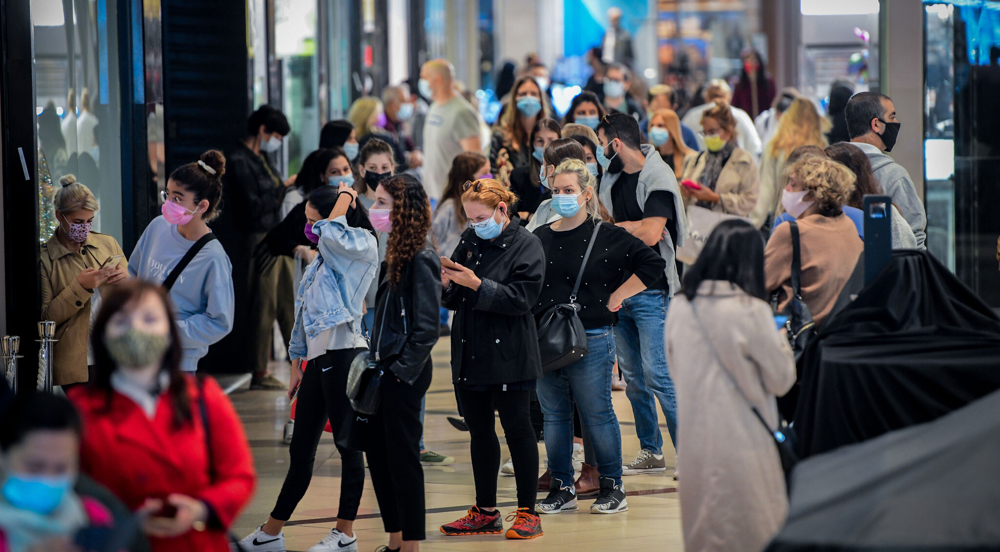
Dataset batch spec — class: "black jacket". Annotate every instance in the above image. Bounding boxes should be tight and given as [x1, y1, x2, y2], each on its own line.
[369, 248, 441, 385]
[223, 141, 287, 234]
[264, 202, 311, 259]
[442, 217, 545, 385]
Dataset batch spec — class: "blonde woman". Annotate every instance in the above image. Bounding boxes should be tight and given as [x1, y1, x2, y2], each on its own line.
[765, 156, 861, 326]
[350, 97, 408, 169]
[40, 175, 128, 386]
[532, 159, 665, 515]
[751, 97, 831, 229]
[648, 109, 695, 178]
[680, 102, 760, 217]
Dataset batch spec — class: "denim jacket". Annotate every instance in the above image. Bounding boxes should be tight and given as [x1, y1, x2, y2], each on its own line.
[288, 216, 378, 360]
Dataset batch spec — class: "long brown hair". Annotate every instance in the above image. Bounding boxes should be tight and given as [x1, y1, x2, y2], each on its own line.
[767, 98, 830, 159]
[497, 75, 551, 154]
[527, 118, 563, 186]
[825, 142, 883, 209]
[381, 174, 432, 286]
[649, 108, 693, 178]
[90, 280, 190, 427]
[441, 151, 487, 227]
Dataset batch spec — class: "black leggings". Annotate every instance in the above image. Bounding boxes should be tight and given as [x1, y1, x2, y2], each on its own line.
[271, 348, 366, 521]
[457, 387, 538, 511]
[367, 361, 433, 541]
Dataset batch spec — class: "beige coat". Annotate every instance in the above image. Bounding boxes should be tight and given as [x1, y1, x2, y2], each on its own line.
[680, 147, 760, 217]
[666, 282, 795, 552]
[40, 232, 126, 385]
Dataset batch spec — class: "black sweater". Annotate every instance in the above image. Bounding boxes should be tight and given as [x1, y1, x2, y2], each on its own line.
[532, 219, 665, 329]
[509, 164, 550, 220]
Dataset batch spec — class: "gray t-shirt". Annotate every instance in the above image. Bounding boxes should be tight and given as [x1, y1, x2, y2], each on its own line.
[422, 96, 481, 201]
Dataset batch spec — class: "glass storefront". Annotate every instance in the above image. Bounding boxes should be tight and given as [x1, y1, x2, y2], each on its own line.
[275, 0, 319, 174]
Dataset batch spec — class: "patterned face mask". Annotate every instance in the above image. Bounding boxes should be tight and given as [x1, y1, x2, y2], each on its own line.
[104, 326, 171, 368]
[61, 216, 92, 243]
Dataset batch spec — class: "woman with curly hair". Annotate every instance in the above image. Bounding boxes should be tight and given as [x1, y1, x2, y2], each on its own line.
[365, 174, 442, 552]
[765, 156, 862, 326]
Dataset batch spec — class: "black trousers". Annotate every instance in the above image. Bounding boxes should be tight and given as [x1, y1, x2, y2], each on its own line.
[366, 361, 433, 541]
[271, 348, 367, 521]
[457, 387, 538, 511]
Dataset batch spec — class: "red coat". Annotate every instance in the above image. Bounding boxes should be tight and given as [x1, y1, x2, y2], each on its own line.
[70, 375, 256, 552]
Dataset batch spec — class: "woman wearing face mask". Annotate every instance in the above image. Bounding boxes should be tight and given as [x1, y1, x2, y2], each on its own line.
[321, 120, 360, 164]
[525, 139, 591, 232]
[439, 179, 545, 540]
[433, 151, 489, 258]
[532, 160, 665, 516]
[128, 151, 234, 373]
[679, 102, 760, 217]
[354, 139, 395, 329]
[0, 393, 127, 552]
[365, 174, 441, 552]
[351, 98, 409, 171]
[490, 75, 552, 174]
[648, 109, 694, 178]
[765, 156, 862, 327]
[69, 280, 255, 552]
[564, 91, 607, 131]
[239, 183, 378, 552]
[40, 175, 129, 387]
[507, 118, 561, 221]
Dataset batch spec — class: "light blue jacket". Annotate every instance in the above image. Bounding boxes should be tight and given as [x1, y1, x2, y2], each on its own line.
[288, 216, 378, 360]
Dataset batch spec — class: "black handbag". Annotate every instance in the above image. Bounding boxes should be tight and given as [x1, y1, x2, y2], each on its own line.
[345, 301, 386, 416]
[773, 221, 816, 361]
[536, 223, 601, 372]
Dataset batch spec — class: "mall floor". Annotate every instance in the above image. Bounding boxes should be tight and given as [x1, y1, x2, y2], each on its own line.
[229, 336, 683, 551]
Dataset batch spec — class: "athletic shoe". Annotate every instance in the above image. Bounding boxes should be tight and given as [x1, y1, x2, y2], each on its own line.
[250, 373, 286, 390]
[572, 442, 585, 472]
[447, 416, 469, 432]
[420, 450, 455, 466]
[505, 508, 543, 539]
[537, 479, 577, 514]
[591, 477, 628, 514]
[622, 449, 666, 475]
[440, 506, 503, 536]
[307, 528, 357, 552]
[499, 458, 515, 476]
[237, 525, 285, 552]
[282, 420, 294, 445]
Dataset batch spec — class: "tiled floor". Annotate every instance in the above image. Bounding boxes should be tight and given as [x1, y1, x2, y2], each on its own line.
[229, 337, 682, 551]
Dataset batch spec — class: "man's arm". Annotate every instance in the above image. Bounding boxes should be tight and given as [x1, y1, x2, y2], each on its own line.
[459, 135, 482, 153]
[618, 216, 667, 247]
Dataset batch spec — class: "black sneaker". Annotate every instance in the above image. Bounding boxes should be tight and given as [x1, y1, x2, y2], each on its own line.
[590, 477, 628, 514]
[447, 416, 469, 432]
[537, 478, 577, 514]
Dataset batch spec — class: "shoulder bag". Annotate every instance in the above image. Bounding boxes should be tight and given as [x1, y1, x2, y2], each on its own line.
[162, 234, 217, 291]
[536, 222, 601, 372]
[345, 299, 385, 416]
[772, 221, 815, 361]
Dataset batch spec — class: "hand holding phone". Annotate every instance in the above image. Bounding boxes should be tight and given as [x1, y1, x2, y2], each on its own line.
[439, 256, 460, 270]
[681, 180, 702, 191]
[100, 254, 124, 269]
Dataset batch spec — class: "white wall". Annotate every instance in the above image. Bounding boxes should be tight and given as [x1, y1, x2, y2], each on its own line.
[494, 0, 539, 69]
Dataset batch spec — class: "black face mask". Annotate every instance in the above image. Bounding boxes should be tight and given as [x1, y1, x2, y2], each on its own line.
[877, 119, 900, 153]
[604, 144, 625, 175]
[364, 171, 391, 188]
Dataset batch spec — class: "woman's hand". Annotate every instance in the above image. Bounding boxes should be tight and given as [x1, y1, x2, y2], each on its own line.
[338, 182, 358, 208]
[289, 359, 303, 400]
[442, 264, 481, 291]
[104, 265, 129, 285]
[77, 268, 109, 292]
[139, 495, 208, 539]
[607, 292, 624, 312]
[284, 174, 298, 188]
[688, 185, 720, 204]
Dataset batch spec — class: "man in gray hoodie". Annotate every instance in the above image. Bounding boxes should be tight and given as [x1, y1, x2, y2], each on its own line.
[846, 92, 927, 248]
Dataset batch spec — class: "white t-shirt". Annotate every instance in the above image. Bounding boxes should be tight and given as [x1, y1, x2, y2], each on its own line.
[421, 96, 481, 201]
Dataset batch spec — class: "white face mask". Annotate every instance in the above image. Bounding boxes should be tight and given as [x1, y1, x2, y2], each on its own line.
[260, 135, 282, 153]
[781, 189, 814, 219]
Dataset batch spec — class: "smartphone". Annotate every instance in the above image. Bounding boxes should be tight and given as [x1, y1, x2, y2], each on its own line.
[439, 256, 461, 270]
[774, 315, 789, 331]
[154, 503, 178, 518]
[100, 254, 124, 269]
[680, 180, 702, 191]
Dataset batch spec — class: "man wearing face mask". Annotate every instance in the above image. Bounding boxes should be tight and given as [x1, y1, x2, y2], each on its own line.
[846, 92, 927, 248]
[602, 63, 645, 124]
[382, 84, 424, 173]
[596, 113, 687, 478]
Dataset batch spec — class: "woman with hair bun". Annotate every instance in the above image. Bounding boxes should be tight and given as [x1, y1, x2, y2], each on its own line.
[439, 179, 546, 540]
[40, 175, 129, 386]
[128, 150, 235, 372]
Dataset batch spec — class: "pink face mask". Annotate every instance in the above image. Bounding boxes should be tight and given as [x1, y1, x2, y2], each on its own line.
[61, 218, 92, 243]
[162, 200, 199, 226]
[369, 208, 393, 233]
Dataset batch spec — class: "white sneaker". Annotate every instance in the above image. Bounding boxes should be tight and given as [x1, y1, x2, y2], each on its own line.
[572, 442, 585, 472]
[500, 458, 515, 476]
[237, 525, 285, 552]
[307, 528, 358, 552]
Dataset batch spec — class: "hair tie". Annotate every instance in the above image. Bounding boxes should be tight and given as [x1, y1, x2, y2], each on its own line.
[197, 160, 217, 175]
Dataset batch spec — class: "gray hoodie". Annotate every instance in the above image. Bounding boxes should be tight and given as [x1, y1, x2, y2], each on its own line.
[599, 144, 688, 295]
[854, 142, 927, 248]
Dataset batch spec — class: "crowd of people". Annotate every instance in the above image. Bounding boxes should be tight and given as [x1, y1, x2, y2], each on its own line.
[8, 32, 932, 551]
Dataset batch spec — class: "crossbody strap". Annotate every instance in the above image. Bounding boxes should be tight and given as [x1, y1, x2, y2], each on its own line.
[570, 222, 602, 303]
[163, 233, 217, 291]
[788, 221, 803, 299]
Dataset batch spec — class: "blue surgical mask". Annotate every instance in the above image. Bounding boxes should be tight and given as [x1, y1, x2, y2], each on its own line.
[418, 78, 433, 99]
[604, 80, 625, 99]
[577, 116, 600, 130]
[596, 142, 617, 169]
[538, 164, 548, 190]
[471, 206, 504, 240]
[551, 193, 583, 218]
[396, 103, 414, 122]
[586, 162, 599, 177]
[328, 174, 354, 187]
[2, 473, 72, 515]
[516, 97, 543, 118]
[533, 146, 545, 163]
[649, 127, 670, 147]
[343, 143, 359, 161]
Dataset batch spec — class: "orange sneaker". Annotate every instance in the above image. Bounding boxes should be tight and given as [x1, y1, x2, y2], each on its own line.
[505, 508, 543, 539]
[440, 506, 503, 536]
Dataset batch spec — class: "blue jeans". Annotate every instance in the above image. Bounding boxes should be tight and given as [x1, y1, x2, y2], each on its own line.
[537, 327, 623, 486]
[614, 290, 677, 455]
